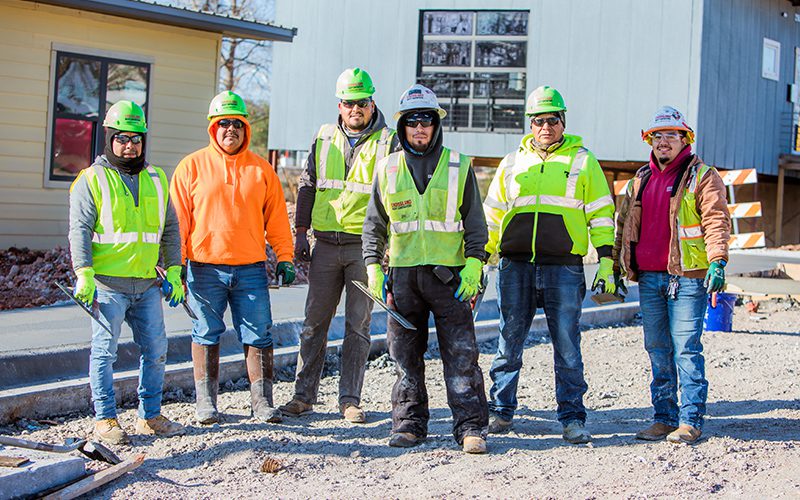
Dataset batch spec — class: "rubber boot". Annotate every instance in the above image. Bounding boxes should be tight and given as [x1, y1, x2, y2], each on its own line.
[192, 343, 220, 424]
[244, 345, 282, 423]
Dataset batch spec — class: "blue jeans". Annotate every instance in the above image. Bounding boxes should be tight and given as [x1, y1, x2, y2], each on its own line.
[90, 285, 168, 420]
[187, 261, 273, 348]
[638, 272, 708, 429]
[489, 259, 587, 424]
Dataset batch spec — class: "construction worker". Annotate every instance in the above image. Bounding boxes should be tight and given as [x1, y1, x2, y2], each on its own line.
[614, 106, 730, 444]
[483, 86, 616, 444]
[68, 101, 186, 445]
[170, 91, 295, 425]
[279, 68, 399, 423]
[362, 84, 489, 454]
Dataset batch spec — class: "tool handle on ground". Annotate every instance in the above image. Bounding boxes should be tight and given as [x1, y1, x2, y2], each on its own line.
[0, 435, 75, 453]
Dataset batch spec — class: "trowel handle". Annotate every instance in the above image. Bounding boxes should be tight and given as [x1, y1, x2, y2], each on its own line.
[711, 292, 718, 308]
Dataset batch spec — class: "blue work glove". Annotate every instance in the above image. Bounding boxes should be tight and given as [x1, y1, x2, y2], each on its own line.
[455, 257, 483, 302]
[367, 263, 387, 302]
[592, 257, 617, 295]
[74, 267, 96, 307]
[160, 265, 185, 307]
[704, 260, 726, 293]
[276, 261, 296, 285]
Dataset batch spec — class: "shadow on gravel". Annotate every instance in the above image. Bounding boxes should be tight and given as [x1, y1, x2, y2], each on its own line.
[730, 328, 800, 337]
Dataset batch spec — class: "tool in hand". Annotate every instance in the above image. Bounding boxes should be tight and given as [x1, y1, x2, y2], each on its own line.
[55, 281, 113, 335]
[351, 280, 417, 330]
[269, 274, 284, 290]
[470, 267, 490, 321]
[0, 435, 122, 465]
[590, 279, 626, 306]
[154, 267, 197, 320]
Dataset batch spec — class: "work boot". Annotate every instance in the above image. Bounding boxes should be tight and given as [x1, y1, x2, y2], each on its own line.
[666, 424, 702, 444]
[192, 343, 220, 424]
[135, 415, 186, 437]
[562, 420, 592, 444]
[93, 418, 129, 445]
[244, 345, 282, 423]
[279, 398, 313, 417]
[635, 422, 679, 441]
[462, 436, 487, 454]
[388, 432, 423, 448]
[340, 402, 366, 424]
[488, 414, 513, 434]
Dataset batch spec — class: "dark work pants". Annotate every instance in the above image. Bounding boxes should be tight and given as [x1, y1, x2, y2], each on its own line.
[387, 266, 488, 444]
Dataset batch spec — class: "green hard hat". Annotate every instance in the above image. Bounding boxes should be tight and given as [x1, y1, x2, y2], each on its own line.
[526, 86, 567, 116]
[208, 90, 248, 120]
[103, 100, 147, 133]
[335, 68, 376, 100]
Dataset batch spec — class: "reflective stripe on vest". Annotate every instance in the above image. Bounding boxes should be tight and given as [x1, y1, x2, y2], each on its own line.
[677, 163, 714, 270]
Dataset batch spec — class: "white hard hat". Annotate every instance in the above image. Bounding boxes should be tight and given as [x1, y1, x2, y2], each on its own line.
[393, 84, 447, 122]
[642, 105, 695, 144]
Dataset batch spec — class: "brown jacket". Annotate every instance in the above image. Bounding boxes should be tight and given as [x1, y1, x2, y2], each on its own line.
[613, 154, 730, 281]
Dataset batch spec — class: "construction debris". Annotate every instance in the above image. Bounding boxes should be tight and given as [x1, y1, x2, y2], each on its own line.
[259, 457, 282, 473]
[0, 435, 122, 465]
[42, 454, 145, 500]
[0, 456, 29, 467]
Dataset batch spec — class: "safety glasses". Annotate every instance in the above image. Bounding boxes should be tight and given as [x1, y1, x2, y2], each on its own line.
[218, 118, 245, 129]
[113, 134, 143, 145]
[650, 131, 683, 143]
[531, 116, 561, 127]
[405, 112, 435, 128]
[340, 98, 372, 109]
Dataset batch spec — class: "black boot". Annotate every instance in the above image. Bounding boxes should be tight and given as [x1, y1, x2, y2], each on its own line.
[244, 345, 282, 423]
[192, 343, 220, 424]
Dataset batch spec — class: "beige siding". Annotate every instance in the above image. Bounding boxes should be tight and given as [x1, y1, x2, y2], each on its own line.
[0, 0, 221, 249]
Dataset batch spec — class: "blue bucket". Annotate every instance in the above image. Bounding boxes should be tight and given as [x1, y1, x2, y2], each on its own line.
[704, 292, 736, 332]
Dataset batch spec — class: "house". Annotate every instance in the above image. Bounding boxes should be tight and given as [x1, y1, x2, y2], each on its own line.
[0, 0, 295, 249]
[268, 0, 800, 245]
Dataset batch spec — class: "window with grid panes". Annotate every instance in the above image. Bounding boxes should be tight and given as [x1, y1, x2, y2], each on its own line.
[49, 51, 150, 183]
[417, 10, 528, 133]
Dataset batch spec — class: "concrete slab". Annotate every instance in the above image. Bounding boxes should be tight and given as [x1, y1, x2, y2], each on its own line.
[0, 447, 85, 498]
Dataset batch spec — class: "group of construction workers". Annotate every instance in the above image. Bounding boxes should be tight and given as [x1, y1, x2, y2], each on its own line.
[68, 66, 730, 455]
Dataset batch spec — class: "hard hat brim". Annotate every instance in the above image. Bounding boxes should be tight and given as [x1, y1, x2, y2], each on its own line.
[337, 89, 375, 100]
[394, 107, 447, 123]
[526, 105, 567, 117]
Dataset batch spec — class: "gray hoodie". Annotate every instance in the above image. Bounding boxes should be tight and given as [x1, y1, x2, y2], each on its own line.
[68, 155, 182, 294]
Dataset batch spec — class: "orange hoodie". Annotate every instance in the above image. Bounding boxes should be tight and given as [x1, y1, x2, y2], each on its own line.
[170, 116, 293, 265]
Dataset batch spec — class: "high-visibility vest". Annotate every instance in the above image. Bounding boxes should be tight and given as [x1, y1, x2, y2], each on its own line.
[312, 124, 394, 234]
[81, 163, 169, 278]
[377, 147, 470, 267]
[677, 162, 714, 271]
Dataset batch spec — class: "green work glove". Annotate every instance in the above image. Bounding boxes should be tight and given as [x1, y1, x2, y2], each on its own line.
[276, 261, 296, 285]
[367, 263, 386, 302]
[74, 267, 96, 307]
[162, 265, 185, 307]
[592, 257, 617, 295]
[455, 257, 483, 302]
[704, 260, 726, 293]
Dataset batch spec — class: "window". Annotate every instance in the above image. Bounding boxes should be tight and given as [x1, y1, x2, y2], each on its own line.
[762, 38, 781, 81]
[418, 10, 529, 132]
[47, 49, 150, 184]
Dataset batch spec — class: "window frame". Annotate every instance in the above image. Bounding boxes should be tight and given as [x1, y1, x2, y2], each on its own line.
[44, 43, 154, 188]
[762, 37, 781, 82]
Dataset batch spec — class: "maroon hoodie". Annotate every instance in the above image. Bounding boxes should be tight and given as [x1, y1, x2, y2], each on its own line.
[635, 146, 693, 272]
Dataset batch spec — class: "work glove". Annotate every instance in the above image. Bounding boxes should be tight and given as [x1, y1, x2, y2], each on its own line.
[160, 265, 185, 307]
[74, 267, 96, 307]
[295, 230, 311, 262]
[592, 257, 617, 295]
[367, 263, 386, 302]
[704, 260, 726, 293]
[455, 257, 483, 302]
[614, 270, 628, 299]
[276, 261, 296, 285]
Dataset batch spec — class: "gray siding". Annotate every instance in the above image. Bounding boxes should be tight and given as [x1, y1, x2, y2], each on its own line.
[697, 0, 800, 175]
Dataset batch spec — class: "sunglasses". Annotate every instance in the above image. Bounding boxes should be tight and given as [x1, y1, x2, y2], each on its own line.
[341, 98, 372, 109]
[113, 134, 143, 145]
[405, 113, 435, 128]
[650, 131, 683, 143]
[218, 118, 244, 129]
[531, 116, 561, 127]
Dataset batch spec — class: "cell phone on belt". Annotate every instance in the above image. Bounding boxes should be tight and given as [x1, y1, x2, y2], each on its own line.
[432, 265, 454, 284]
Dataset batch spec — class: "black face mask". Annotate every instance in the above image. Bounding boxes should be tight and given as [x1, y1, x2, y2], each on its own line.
[104, 128, 146, 175]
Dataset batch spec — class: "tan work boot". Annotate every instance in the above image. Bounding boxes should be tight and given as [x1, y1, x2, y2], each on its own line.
[93, 418, 129, 445]
[244, 345, 282, 423]
[488, 415, 512, 434]
[340, 403, 366, 424]
[462, 436, 487, 454]
[635, 422, 678, 441]
[135, 415, 186, 437]
[562, 420, 592, 444]
[388, 432, 422, 448]
[279, 398, 313, 417]
[666, 424, 702, 444]
[192, 343, 220, 424]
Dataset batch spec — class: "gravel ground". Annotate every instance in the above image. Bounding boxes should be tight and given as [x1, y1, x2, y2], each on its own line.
[5, 304, 800, 498]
